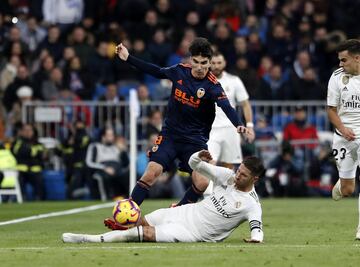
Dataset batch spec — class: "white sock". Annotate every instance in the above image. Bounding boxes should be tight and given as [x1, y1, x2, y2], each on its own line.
[94, 226, 143, 243]
[334, 180, 343, 196]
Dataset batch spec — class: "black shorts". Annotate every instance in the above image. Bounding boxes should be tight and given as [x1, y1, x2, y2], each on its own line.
[148, 133, 207, 173]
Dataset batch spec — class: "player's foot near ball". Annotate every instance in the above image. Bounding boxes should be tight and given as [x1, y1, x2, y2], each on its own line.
[104, 218, 128, 230]
[62, 233, 85, 243]
[332, 180, 343, 201]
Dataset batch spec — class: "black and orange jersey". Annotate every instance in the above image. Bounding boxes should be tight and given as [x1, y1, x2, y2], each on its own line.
[127, 55, 242, 144]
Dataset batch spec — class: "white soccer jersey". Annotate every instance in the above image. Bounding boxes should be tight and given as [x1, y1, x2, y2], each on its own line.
[184, 152, 263, 242]
[212, 71, 249, 128]
[327, 67, 360, 137]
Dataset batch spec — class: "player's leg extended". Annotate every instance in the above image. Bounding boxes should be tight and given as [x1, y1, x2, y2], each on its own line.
[332, 178, 355, 200]
[62, 225, 157, 243]
[131, 161, 163, 205]
[177, 170, 208, 206]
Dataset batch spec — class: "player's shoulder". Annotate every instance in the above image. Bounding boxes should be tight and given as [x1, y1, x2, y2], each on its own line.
[179, 63, 192, 69]
[330, 67, 345, 80]
[207, 71, 219, 85]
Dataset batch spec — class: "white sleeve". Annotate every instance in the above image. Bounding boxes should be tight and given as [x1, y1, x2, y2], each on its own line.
[188, 152, 234, 186]
[247, 205, 264, 242]
[42, 0, 56, 23]
[86, 143, 106, 170]
[327, 73, 340, 107]
[234, 77, 249, 103]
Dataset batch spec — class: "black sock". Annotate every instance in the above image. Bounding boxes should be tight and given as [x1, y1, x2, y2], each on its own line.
[130, 181, 150, 206]
[177, 184, 203, 206]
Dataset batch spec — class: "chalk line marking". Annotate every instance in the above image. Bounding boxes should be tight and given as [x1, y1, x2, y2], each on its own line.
[0, 202, 115, 226]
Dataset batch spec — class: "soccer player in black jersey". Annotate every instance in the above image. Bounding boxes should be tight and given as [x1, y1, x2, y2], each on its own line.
[115, 37, 250, 207]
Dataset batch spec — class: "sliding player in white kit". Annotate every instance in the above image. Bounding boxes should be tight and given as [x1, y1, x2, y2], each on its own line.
[62, 150, 265, 243]
[208, 52, 255, 169]
[327, 39, 360, 240]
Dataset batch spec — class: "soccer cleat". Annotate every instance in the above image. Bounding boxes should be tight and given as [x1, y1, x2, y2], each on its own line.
[332, 180, 343, 201]
[356, 227, 360, 240]
[62, 233, 86, 243]
[104, 218, 128, 230]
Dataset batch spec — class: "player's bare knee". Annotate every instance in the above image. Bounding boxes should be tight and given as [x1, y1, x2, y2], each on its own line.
[141, 162, 163, 185]
[142, 226, 156, 242]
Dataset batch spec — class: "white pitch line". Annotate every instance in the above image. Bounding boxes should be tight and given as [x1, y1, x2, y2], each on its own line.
[0, 202, 115, 226]
[0, 244, 359, 251]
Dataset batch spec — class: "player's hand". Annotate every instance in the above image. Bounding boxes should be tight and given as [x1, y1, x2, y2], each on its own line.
[243, 238, 263, 243]
[246, 127, 255, 143]
[339, 127, 355, 141]
[104, 167, 115, 176]
[115, 43, 129, 61]
[198, 150, 212, 162]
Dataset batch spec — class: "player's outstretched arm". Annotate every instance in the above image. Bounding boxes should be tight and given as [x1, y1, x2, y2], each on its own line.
[115, 43, 167, 79]
[189, 151, 234, 185]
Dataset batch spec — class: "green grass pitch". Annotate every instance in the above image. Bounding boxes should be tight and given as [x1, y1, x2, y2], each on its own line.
[0, 198, 359, 267]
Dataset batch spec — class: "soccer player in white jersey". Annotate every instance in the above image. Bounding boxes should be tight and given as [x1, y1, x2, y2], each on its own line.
[327, 39, 360, 240]
[62, 150, 265, 243]
[208, 52, 255, 169]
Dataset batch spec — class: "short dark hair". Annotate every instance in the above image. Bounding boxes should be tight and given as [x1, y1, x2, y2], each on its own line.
[336, 39, 360, 55]
[242, 156, 265, 177]
[189, 37, 213, 59]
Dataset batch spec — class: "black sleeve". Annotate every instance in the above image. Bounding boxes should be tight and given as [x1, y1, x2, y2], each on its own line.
[127, 55, 168, 79]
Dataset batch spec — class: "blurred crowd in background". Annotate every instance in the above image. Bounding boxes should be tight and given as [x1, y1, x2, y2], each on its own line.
[0, 0, 359, 201]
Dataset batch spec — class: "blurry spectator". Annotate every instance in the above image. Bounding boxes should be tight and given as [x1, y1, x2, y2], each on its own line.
[132, 39, 152, 65]
[2, 26, 29, 60]
[11, 123, 46, 200]
[293, 67, 326, 100]
[209, 1, 241, 32]
[40, 67, 63, 100]
[0, 55, 21, 93]
[212, 22, 235, 66]
[283, 105, 319, 150]
[266, 23, 294, 67]
[148, 29, 172, 66]
[266, 141, 304, 197]
[132, 9, 158, 42]
[307, 142, 338, 197]
[86, 127, 129, 200]
[32, 55, 55, 98]
[63, 56, 94, 99]
[19, 16, 46, 54]
[4, 85, 33, 138]
[256, 64, 291, 100]
[57, 46, 76, 70]
[230, 56, 258, 99]
[183, 10, 209, 38]
[42, 0, 84, 32]
[144, 110, 163, 139]
[257, 55, 273, 78]
[291, 50, 312, 82]
[154, 0, 173, 30]
[94, 83, 125, 134]
[3, 65, 34, 112]
[167, 38, 191, 66]
[56, 88, 92, 128]
[87, 41, 114, 85]
[37, 25, 64, 62]
[56, 120, 91, 199]
[68, 26, 95, 68]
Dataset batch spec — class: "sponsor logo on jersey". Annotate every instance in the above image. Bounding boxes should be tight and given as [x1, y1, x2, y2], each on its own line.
[342, 75, 349, 85]
[197, 88, 205, 98]
[174, 88, 201, 108]
[210, 195, 230, 218]
[152, 145, 158, 152]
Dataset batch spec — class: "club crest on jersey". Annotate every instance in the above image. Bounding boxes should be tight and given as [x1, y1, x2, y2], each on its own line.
[235, 201, 241, 208]
[152, 145, 159, 152]
[342, 75, 349, 85]
[197, 88, 205, 98]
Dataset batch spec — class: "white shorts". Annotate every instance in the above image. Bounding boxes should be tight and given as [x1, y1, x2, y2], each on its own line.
[207, 127, 242, 164]
[332, 133, 360, 178]
[144, 206, 199, 242]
